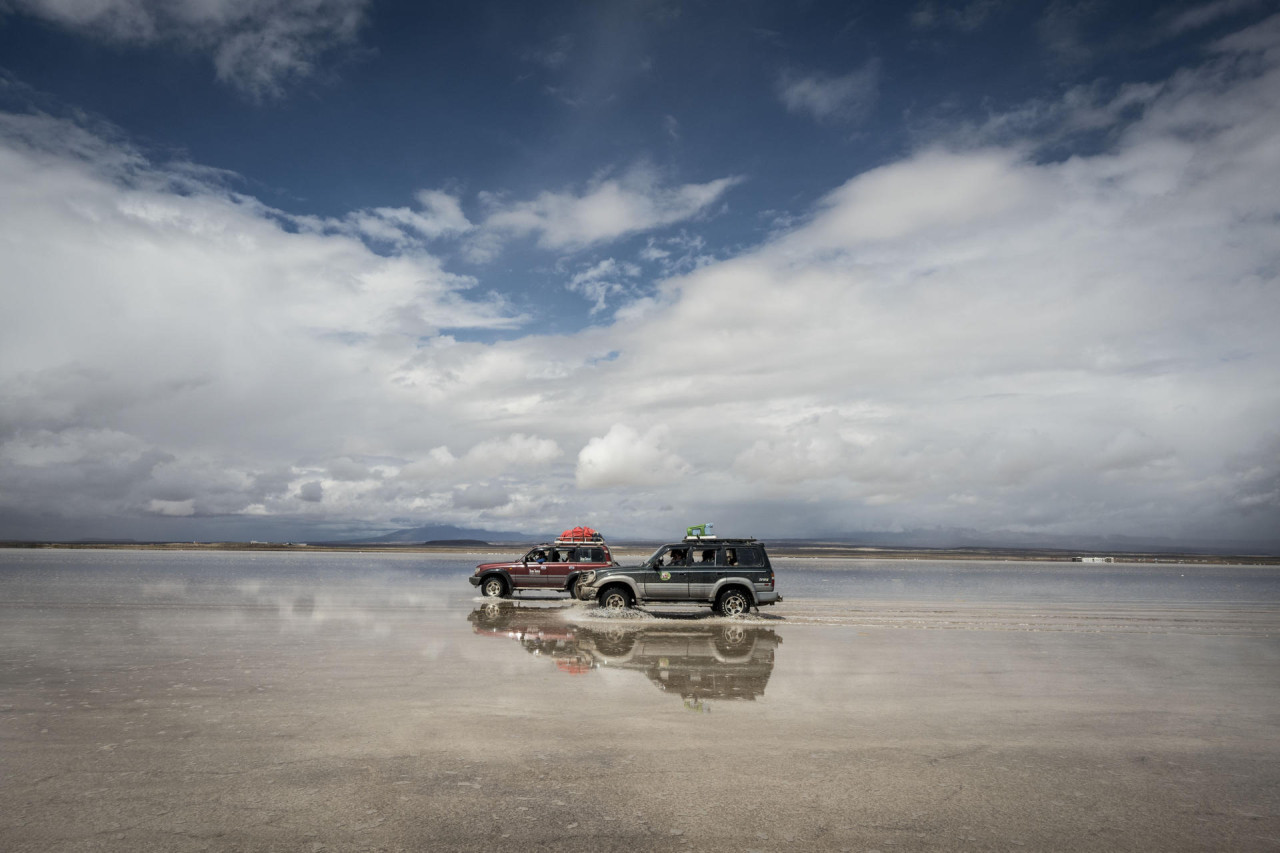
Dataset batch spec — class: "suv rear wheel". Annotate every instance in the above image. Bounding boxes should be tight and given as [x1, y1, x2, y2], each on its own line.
[481, 576, 509, 598]
[599, 585, 633, 611]
[715, 587, 751, 617]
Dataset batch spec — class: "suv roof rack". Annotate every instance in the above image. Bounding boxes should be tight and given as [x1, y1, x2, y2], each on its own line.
[554, 533, 606, 545]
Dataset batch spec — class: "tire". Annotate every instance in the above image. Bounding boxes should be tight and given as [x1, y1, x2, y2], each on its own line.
[598, 585, 633, 611]
[715, 587, 751, 617]
[481, 576, 509, 598]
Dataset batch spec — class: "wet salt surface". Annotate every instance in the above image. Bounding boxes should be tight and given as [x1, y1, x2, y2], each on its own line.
[2, 548, 1279, 851]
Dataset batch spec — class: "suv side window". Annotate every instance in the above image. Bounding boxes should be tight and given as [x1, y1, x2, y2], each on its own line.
[585, 547, 605, 562]
[695, 548, 718, 565]
[719, 546, 763, 567]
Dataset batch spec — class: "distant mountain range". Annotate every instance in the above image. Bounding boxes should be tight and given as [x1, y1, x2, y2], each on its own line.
[345, 522, 1280, 555]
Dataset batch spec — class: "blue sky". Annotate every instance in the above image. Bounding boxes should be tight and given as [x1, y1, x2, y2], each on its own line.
[1, 0, 1278, 546]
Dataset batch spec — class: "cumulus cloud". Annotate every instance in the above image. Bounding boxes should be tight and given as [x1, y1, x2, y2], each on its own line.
[481, 165, 742, 250]
[3, 13, 1280, 546]
[777, 62, 879, 123]
[0, 109, 528, 534]
[4, 0, 369, 97]
[576, 425, 689, 489]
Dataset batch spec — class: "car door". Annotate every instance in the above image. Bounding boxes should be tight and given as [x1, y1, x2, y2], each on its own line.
[641, 546, 689, 600]
[686, 546, 721, 600]
[545, 547, 577, 590]
[520, 547, 554, 589]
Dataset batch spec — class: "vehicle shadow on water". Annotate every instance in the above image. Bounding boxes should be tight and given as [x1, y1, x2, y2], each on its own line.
[467, 602, 782, 708]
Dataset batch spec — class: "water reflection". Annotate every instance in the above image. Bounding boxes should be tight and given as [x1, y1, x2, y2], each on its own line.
[468, 603, 781, 709]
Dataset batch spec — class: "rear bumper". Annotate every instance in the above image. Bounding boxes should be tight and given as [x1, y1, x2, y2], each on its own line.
[755, 591, 782, 605]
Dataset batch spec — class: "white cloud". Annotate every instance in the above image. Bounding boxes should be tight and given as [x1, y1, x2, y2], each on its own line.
[777, 62, 879, 123]
[3, 13, 1280, 545]
[0, 109, 527, 530]
[343, 189, 472, 247]
[5, 0, 369, 97]
[576, 425, 689, 489]
[910, 1, 1005, 32]
[567, 258, 642, 314]
[482, 165, 742, 250]
[1167, 0, 1268, 34]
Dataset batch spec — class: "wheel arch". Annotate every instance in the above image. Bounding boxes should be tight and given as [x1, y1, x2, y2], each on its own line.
[711, 578, 756, 605]
[597, 576, 641, 597]
[596, 578, 640, 606]
[479, 569, 513, 590]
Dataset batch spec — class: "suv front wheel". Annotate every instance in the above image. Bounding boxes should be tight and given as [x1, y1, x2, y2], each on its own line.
[715, 587, 751, 617]
[481, 576, 509, 598]
[599, 585, 633, 611]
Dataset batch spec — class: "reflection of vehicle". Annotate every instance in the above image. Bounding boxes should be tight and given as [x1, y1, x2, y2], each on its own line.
[469, 527, 615, 599]
[575, 535, 781, 615]
[468, 602, 594, 674]
[467, 604, 781, 703]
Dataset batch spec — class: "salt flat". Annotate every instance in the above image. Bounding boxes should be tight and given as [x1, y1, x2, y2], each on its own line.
[2, 549, 1277, 851]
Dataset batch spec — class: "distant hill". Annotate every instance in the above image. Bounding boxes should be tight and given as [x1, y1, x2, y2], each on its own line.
[349, 523, 528, 544]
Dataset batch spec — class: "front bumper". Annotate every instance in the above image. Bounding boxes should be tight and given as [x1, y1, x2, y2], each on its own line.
[468, 575, 482, 587]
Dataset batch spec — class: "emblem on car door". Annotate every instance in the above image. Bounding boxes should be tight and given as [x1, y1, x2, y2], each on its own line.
[660, 571, 671, 581]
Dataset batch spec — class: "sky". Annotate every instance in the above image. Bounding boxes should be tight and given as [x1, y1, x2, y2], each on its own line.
[1, 0, 1278, 548]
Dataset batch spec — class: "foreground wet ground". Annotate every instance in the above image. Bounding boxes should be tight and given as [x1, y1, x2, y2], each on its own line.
[2, 549, 1278, 851]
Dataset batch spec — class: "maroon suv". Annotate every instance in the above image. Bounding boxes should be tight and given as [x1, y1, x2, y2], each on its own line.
[469, 529, 615, 598]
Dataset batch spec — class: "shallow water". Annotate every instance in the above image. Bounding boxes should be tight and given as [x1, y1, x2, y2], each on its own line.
[2, 549, 1278, 851]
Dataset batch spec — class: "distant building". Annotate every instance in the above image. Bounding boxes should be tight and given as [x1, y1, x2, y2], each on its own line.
[1072, 556, 1114, 563]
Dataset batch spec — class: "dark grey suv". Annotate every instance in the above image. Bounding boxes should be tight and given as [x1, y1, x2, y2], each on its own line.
[574, 537, 782, 616]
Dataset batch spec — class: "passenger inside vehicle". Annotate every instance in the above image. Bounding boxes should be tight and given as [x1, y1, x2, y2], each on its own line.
[700, 549, 716, 563]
